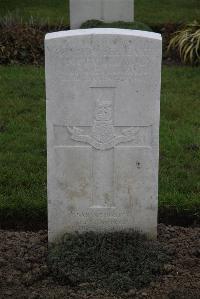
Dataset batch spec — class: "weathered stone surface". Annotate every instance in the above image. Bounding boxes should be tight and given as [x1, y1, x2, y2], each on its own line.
[70, 0, 134, 29]
[45, 28, 162, 242]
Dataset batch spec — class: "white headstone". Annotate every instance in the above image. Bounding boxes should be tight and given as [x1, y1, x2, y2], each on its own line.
[45, 28, 162, 243]
[70, 0, 134, 29]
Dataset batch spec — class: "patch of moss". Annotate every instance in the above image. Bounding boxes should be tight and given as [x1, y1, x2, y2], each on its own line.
[80, 20, 152, 32]
[48, 230, 169, 293]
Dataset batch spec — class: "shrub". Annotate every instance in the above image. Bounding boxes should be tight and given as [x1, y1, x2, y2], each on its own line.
[81, 20, 152, 32]
[0, 25, 44, 65]
[0, 22, 68, 65]
[167, 21, 200, 65]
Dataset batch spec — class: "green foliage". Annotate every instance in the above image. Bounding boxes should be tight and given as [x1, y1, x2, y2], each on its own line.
[48, 231, 169, 293]
[0, 23, 66, 65]
[168, 21, 200, 65]
[81, 20, 152, 32]
[0, 25, 44, 65]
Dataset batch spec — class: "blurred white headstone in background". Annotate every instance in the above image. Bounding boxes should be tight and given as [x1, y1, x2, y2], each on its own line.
[70, 0, 134, 29]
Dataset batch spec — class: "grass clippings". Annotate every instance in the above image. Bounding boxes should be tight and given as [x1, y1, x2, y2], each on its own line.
[48, 230, 170, 294]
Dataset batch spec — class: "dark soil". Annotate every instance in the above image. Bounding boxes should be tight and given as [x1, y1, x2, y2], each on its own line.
[0, 224, 200, 299]
[1, 207, 199, 232]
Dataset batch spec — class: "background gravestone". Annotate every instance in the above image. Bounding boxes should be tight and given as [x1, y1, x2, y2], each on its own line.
[70, 0, 134, 29]
[45, 28, 162, 243]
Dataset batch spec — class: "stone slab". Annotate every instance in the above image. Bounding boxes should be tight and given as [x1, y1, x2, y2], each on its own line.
[70, 0, 134, 29]
[45, 28, 162, 242]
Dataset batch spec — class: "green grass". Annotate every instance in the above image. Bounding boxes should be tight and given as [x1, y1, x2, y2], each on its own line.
[0, 0, 69, 25]
[159, 66, 200, 215]
[0, 0, 200, 25]
[0, 65, 199, 223]
[135, 0, 200, 24]
[0, 66, 46, 223]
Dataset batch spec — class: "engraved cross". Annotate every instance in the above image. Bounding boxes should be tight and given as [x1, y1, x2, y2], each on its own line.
[67, 87, 139, 208]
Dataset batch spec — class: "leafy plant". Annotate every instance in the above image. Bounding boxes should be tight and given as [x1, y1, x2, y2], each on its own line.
[81, 20, 152, 32]
[168, 21, 200, 65]
[0, 21, 67, 65]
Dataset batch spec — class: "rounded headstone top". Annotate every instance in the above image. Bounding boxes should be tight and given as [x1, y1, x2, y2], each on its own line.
[45, 28, 161, 41]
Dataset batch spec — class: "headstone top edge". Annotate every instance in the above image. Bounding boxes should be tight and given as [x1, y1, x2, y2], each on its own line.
[45, 28, 162, 42]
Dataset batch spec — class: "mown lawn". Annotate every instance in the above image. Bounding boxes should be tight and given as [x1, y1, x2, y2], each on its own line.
[0, 66, 46, 225]
[135, 0, 200, 24]
[0, 0, 69, 25]
[0, 0, 200, 25]
[0, 65, 199, 225]
[159, 66, 200, 219]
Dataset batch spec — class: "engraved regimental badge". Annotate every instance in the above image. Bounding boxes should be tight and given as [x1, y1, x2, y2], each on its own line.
[67, 99, 138, 150]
